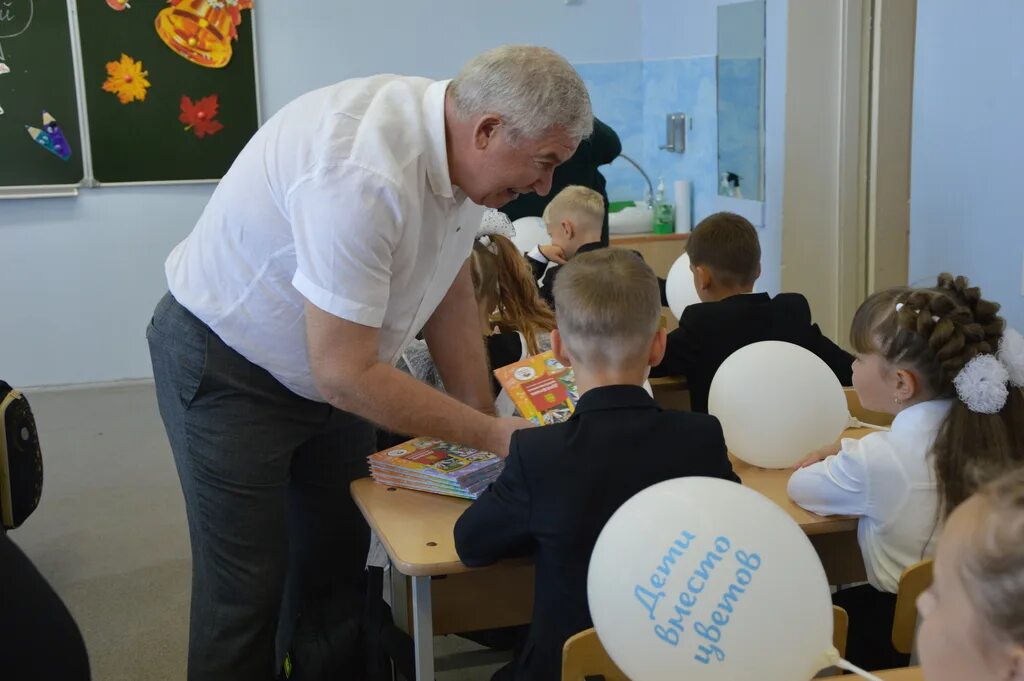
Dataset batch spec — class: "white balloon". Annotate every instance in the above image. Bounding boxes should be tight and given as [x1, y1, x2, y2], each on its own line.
[666, 253, 701, 319]
[510, 216, 549, 254]
[588, 477, 836, 681]
[708, 341, 851, 468]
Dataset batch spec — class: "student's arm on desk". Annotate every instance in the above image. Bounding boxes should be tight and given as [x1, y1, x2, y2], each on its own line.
[704, 416, 741, 484]
[809, 323, 855, 386]
[787, 438, 870, 516]
[649, 315, 697, 378]
[454, 442, 534, 568]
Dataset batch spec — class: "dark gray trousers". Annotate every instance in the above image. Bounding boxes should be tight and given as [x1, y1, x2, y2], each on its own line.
[147, 293, 373, 681]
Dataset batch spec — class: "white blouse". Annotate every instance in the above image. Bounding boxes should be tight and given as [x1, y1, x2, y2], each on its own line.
[788, 399, 953, 592]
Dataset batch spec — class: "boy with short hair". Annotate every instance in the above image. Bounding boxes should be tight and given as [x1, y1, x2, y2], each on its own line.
[651, 211, 854, 412]
[455, 248, 738, 681]
[526, 185, 668, 309]
[525, 185, 605, 308]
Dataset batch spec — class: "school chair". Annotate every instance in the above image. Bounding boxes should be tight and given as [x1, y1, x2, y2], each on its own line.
[561, 628, 628, 681]
[562, 612, 850, 681]
[815, 605, 852, 677]
[845, 387, 895, 428]
[892, 559, 934, 654]
[833, 604, 850, 658]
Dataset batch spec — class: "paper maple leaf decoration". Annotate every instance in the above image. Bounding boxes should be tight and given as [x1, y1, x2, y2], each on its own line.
[102, 54, 151, 104]
[179, 94, 225, 139]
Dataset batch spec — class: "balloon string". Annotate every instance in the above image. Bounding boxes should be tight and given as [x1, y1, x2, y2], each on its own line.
[836, 657, 887, 681]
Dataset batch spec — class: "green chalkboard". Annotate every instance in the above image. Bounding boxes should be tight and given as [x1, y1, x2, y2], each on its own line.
[0, 0, 85, 189]
[75, 0, 259, 184]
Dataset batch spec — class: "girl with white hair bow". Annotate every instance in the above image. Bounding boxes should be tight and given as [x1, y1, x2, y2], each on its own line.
[789, 273, 1024, 671]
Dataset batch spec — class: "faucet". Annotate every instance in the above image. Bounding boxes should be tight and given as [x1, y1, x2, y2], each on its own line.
[618, 153, 654, 208]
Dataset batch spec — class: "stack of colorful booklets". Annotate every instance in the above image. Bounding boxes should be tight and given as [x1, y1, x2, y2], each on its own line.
[367, 437, 504, 500]
[494, 350, 579, 425]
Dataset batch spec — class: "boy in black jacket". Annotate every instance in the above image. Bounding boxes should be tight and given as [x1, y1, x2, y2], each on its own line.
[650, 212, 854, 412]
[455, 249, 739, 681]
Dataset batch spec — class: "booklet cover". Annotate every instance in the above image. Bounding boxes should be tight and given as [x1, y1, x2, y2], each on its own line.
[493, 350, 579, 425]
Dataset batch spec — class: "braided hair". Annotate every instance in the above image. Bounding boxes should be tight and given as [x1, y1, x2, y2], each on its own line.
[850, 274, 1024, 517]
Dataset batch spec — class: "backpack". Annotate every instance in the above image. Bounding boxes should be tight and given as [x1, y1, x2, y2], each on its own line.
[281, 566, 414, 681]
[0, 381, 43, 530]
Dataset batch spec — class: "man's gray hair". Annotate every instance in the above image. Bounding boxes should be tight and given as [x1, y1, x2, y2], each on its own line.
[450, 45, 594, 146]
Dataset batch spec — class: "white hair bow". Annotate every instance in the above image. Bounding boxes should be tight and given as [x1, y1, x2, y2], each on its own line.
[953, 328, 1024, 414]
[477, 210, 516, 239]
[476, 210, 517, 254]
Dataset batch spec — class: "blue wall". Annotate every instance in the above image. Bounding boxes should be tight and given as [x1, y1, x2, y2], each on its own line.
[577, 55, 720, 228]
[575, 61, 646, 201]
[909, 0, 1024, 330]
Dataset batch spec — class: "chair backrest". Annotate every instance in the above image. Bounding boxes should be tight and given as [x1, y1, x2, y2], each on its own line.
[562, 628, 629, 681]
[564, 612, 851, 681]
[814, 605, 852, 677]
[832, 605, 849, 658]
[892, 559, 934, 654]
[845, 387, 895, 427]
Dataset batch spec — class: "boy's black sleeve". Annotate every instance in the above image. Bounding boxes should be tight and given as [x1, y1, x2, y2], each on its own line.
[704, 415, 741, 484]
[658, 276, 669, 308]
[650, 311, 699, 378]
[454, 442, 534, 568]
[523, 254, 557, 308]
[525, 253, 548, 282]
[808, 324, 855, 386]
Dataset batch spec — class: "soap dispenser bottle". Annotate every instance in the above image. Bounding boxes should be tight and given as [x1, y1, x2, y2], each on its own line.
[653, 177, 674, 234]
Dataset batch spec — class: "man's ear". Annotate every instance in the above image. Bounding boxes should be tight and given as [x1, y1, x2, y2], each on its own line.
[473, 115, 502, 150]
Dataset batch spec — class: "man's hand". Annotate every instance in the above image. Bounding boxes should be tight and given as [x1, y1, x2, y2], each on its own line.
[486, 416, 535, 457]
[792, 441, 842, 470]
[539, 244, 568, 265]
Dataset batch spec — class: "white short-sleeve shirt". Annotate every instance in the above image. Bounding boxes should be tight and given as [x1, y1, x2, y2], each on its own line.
[166, 76, 484, 401]
[787, 398, 953, 592]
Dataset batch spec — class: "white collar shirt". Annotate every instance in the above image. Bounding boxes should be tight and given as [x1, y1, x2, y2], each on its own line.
[166, 76, 484, 401]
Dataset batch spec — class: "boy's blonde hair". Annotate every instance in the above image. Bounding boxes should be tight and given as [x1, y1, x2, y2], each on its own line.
[542, 185, 604, 236]
[962, 466, 1024, 647]
[553, 248, 661, 367]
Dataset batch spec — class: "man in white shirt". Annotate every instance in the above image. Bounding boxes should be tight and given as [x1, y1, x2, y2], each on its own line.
[146, 45, 592, 681]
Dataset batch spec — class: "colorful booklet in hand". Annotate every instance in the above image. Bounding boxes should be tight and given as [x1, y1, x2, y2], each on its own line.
[493, 350, 579, 425]
[367, 437, 504, 500]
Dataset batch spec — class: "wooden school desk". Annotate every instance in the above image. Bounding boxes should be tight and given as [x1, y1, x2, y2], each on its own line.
[351, 427, 872, 680]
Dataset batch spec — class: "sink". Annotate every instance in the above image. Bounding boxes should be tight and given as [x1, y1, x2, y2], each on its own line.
[609, 203, 654, 234]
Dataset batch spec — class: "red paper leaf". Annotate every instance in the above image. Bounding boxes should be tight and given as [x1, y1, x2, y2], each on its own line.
[179, 94, 224, 139]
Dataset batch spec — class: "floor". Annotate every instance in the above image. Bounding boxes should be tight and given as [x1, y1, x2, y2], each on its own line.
[11, 381, 504, 680]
